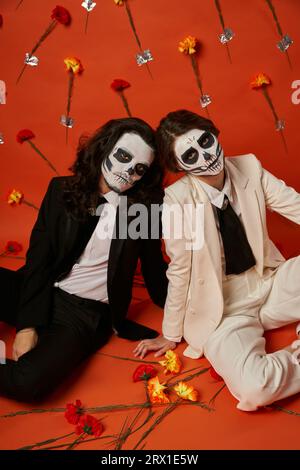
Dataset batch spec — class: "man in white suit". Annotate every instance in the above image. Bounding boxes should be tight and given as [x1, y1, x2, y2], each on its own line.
[133, 109, 300, 412]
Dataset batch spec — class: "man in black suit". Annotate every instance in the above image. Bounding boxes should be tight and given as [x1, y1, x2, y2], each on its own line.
[0, 117, 168, 402]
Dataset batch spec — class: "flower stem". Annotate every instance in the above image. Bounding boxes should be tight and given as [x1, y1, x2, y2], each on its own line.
[208, 383, 226, 406]
[1, 400, 212, 419]
[16, 0, 24, 9]
[85, 11, 90, 34]
[265, 0, 283, 36]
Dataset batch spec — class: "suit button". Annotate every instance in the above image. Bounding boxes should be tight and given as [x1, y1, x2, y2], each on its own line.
[198, 278, 205, 285]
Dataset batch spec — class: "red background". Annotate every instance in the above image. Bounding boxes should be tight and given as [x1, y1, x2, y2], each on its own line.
[0, 0, 299, 266]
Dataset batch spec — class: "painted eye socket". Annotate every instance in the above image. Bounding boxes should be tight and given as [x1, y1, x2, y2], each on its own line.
[135, 163, 148, 176]
[198, 132, 214, 149]
[181, 148, 199, 165]
[114, 148, 132, 163]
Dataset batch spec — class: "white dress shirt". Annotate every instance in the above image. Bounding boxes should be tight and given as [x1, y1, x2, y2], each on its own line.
[54, 190, 120, 303]
[194, 169, 242, 276]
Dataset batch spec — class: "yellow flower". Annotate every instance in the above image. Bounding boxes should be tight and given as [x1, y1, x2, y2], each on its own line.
[173, 381, 198, 402]
[250, 72, 271, 89]
[7, 189, 23, 206]
[147, 376, 170, 404]
[159, 350, 182, 374]
[178, 35, 198, 55]
[114, 0, 124, 5]
[64, 57, 84, 75]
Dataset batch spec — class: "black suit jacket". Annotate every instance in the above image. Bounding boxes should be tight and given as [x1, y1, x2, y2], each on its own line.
[15, 177, 168, 331]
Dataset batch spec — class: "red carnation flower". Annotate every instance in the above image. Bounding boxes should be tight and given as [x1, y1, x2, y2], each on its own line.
[51, 5, 71, 25]
[5, 241, 23, 255]
[75, 414, 103, 437]
[133, 364, 157, 382]
[64, 399, 85, 425]
[0, 15, 3, 28]
[210, 367, 224, 382]
[16, 129, 35, 144]
[111, 79, 131, 92]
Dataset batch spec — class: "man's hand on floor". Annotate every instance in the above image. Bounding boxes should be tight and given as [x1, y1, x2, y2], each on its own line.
[133, 335, 177, 359]
[12, 328, 38, 361]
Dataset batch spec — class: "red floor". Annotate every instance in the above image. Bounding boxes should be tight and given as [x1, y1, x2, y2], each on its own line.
[0, 280, 300, 449]
[1, 261, 300, 451]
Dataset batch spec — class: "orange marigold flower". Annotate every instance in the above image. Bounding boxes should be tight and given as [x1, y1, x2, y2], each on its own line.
[7, 189, 24, 206]
[173, 381, 198, 402]
[178, 35, 198, 55]
[147, 376, 170, 404]
[159, 350, 182, 374]
[250, 72, 271, 89]
[64, 57, 84, 75]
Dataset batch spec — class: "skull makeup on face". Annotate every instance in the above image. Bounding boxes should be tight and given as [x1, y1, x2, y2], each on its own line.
[174, 128, 224, 175]
[101, 132, 154, 193]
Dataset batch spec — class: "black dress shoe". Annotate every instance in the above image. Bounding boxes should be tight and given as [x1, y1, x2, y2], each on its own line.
[115, 319, 159, 341]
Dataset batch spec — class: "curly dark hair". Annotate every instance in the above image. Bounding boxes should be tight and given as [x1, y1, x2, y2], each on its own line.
[156, 109, 220, 173]
[63, 117, 164, 220]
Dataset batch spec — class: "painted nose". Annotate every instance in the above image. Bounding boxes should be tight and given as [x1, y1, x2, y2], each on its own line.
[127, 167, 135, 175]
[203, 152, 213, 161]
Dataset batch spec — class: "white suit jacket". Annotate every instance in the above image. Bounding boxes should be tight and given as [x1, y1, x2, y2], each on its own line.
[162, 154, 300, 359]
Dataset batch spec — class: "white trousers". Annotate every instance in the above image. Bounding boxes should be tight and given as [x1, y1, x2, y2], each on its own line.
[203, 256, 300, 411]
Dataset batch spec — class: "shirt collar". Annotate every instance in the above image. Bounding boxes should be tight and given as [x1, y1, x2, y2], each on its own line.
[99, 190, 120, 208]
[195, 169, 233, 209]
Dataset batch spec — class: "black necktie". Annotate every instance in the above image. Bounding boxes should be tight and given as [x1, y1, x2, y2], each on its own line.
[216, 195, 256, 275]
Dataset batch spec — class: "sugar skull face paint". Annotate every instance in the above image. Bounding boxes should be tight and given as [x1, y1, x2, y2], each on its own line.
[101, 132, 154, 193]
[174, 128, 224, 175]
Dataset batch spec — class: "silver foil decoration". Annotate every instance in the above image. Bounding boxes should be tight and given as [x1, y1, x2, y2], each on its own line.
[276, 119, 285, 131]
[136, 49, 153, 66]
[81, 0, 96, 12]
[277, 34, 293, 52]
[0, 133, 4, 144]
[0, 80, 6, 104]
[219, 28, 235, 44]
[200, 94, 212, 108]
[60, 115, 74, 128]
[25, 53, 39, 66]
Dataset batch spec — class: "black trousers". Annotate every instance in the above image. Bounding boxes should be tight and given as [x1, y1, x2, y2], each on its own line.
[0, 267, 113, 402]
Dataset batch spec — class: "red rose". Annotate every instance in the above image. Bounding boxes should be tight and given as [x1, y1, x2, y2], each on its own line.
[16, 129, 35, 144]
[209, 367, 224, 382]
[0, 15, 3, 28]
[64, 399, 84, 425]
[111, 79, 131, 92]
[133, 364, 157, 382]
[75, 414, 103, 437]
[51, 6, 71, 25]
[5, 241, 23, 255]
